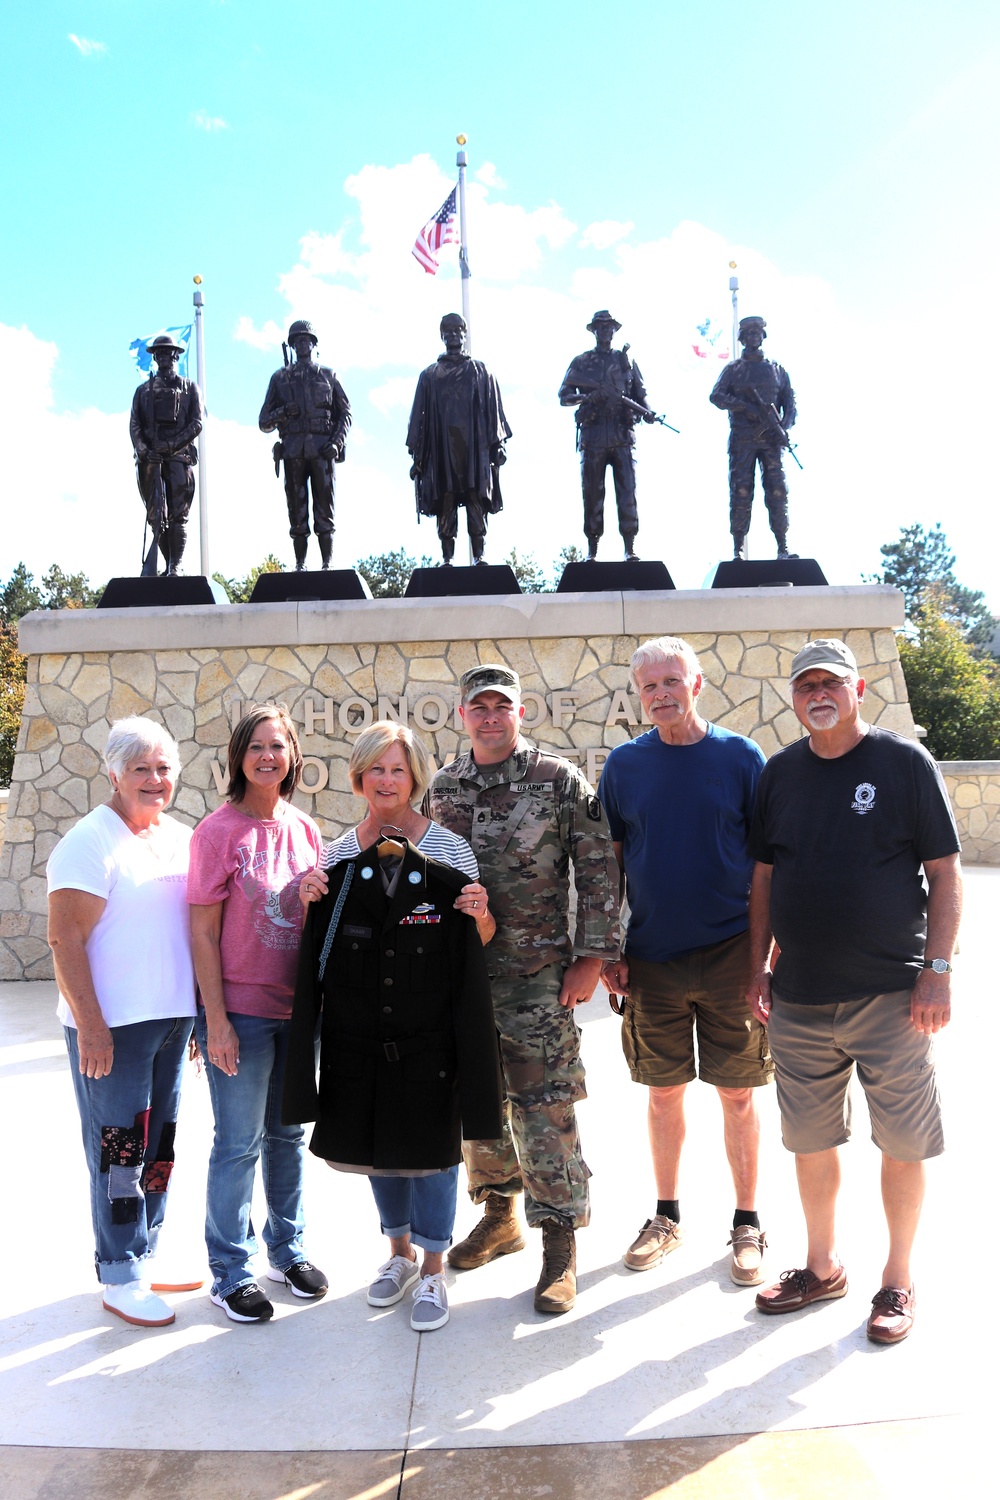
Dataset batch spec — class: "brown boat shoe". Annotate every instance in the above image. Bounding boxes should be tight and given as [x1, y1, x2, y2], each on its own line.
[755, 1263, 848, 1314]
[623, 1214, 683, 1272]
[727, 1224, 767, 1286]
[867, 1285, 916, 1344]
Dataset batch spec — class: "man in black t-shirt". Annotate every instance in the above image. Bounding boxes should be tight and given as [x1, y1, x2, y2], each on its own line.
[746, 639, 961, 1345]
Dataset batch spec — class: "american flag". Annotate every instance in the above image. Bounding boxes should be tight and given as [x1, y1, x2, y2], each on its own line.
[412, 185, 459, 275]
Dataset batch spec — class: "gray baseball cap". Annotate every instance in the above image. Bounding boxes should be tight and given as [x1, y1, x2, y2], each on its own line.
[460, 664, 521, 705]
[789, 638, 858, 682]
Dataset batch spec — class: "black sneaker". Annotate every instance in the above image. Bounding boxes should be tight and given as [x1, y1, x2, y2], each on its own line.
[267, 1260, 329, 1299]
[210, 1283, 274, 1323]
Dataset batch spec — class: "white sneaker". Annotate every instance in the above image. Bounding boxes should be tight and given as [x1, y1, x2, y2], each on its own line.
[367, 1253, 420, 1307]
[410, 1273, 449, 1331]
[102, 1282, 175, 1327]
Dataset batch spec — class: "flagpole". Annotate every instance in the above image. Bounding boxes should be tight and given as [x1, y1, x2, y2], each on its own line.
[193, 276, 210, 578]
[728, 262, 739, 372]
[456, 135, 471, 351]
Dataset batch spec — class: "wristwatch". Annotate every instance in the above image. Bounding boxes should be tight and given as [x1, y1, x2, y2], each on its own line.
[921, 958, 952, 974]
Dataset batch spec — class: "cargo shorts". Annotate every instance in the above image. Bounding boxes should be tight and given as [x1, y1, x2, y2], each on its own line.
[622, 932, 773, 1089]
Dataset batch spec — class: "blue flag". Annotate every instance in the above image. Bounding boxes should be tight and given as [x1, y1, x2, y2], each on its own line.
[129, 325, 193, 377]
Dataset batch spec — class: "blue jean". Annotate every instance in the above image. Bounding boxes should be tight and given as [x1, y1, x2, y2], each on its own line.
[368, 1166, 460, 1254]
[66, 1017, 193, 1286]
[195, 1011, 309, 1298]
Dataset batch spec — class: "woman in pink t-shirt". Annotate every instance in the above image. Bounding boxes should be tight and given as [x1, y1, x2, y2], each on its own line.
[188, 704, 327, 1323]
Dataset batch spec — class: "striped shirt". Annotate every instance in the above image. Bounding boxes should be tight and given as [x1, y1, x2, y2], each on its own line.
[322, 822, 479, 882]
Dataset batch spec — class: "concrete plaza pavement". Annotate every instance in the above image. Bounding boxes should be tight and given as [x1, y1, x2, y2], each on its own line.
[0, 869, 991, 1498]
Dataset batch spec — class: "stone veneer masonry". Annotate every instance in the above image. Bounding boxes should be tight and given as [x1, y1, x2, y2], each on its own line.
[2, 584, 995, 981]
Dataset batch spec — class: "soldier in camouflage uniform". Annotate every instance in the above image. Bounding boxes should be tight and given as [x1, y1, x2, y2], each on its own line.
[423, 664, 619, 1314]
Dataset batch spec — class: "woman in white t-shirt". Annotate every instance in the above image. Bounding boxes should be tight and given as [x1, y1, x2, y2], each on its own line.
[299, 721, 494, 1332]
[46, 716, 197, 1330]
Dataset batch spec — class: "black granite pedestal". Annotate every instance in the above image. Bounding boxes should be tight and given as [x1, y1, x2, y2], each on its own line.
[97, 576, 220, 608]
[405, 565, 522, 598]
[711, 558, 827, 588]
[556, 560, 675, 592]
[247, 570, 371, 603]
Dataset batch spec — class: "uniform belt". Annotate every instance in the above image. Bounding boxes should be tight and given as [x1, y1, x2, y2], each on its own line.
[333, 1030, 453, 1064]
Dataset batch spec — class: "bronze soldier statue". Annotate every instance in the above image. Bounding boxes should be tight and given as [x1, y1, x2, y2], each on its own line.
[406, 313, 512, 566]
[710, 315, 797, 560]
[259, 319, 351, 570]
[558, 310, 657, 562]
[129, 333, 204, 576]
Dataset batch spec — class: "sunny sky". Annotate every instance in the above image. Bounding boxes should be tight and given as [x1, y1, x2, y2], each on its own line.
[1, 2, 997, 602]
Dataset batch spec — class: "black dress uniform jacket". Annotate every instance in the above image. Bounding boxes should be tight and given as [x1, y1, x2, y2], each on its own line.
[282, 839, 503, 1170]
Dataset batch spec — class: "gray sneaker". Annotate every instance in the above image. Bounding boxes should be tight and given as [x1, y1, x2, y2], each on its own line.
[410, 1273, 450, 1331]
[367, 1253, 420, 1307]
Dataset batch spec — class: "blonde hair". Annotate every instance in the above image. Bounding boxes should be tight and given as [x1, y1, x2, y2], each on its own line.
[349, 722, 432, 804]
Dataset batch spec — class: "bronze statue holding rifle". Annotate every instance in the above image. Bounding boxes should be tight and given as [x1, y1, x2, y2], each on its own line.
[710, 315, 800, 561]
[259, 319, 351, 571]
[558, 310, 676, 562]
[129, 333, 204, 577]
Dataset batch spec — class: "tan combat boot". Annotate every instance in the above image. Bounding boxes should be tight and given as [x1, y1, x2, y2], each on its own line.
[534, 1220, 577, 1314]
[448, 1193, 526, 1270]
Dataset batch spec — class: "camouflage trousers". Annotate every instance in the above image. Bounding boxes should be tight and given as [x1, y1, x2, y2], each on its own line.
[728, 441, 789, 541]
[463, 964, 591, 1229]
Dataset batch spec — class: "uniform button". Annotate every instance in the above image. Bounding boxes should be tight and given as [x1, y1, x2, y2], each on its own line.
[385, 948, 394, 958]
[383, 1006, 392, 1015]
[351, 942, 358, 950]
[416, 946, 424, 955]
[438, 1071, 447, 1079]
[383, 977, 393, 987]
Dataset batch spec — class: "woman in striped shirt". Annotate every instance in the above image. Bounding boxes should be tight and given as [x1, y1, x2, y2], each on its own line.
[298, 720, 494, 1330]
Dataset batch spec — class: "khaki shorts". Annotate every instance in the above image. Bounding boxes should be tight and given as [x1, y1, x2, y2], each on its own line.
[622, 933, 773, 1089]
[768, 989, 944, 1161]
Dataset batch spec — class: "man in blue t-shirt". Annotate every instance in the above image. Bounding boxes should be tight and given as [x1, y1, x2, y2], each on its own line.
[599, 636, 772, 1287]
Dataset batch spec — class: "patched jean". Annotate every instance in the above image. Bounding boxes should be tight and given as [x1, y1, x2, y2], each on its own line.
[368, 1166, 460, 1253]
[66, 1016, 194, 1286]
[196, 1011, 310, 1299]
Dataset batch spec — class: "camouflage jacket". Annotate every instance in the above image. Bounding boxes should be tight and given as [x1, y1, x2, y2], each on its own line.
[424, 738, 620, 979]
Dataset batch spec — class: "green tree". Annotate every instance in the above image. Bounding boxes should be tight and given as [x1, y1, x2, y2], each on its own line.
[0, 561, 103, 785]
[39, 565, 102, 611]
[213, 554, 285, 603]
[897, 603, 1000, 759]
[549, 545, 585, 589]
[356, 549, 433, 598]
[0, 563, 43, 625]
[871, 523, 995, 649]
[504, 548, 547, 593]
[0, 620, 27, 785]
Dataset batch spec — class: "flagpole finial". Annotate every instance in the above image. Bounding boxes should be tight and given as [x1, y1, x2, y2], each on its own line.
[456, 134, 467, 145]
[193, 274, 203, 284]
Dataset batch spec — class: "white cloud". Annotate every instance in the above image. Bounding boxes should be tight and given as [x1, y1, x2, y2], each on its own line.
[192, 112, 228, 132]
[580, 220, 634, 251]
[475, 162, 506, 189]
[233, 316, 285, 352]
[67, 34, 107, 58]
[368, 377, 418, 416]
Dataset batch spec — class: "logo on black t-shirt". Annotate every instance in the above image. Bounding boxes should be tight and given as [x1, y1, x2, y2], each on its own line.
[851, 781, 876, 815]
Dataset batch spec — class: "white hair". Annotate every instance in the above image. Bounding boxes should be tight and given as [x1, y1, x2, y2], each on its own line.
[629, 636, 702, 690]
[103, 717, 180, 782]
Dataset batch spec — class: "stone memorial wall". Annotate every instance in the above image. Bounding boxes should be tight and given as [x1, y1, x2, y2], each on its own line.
[4, 582, 990, 982]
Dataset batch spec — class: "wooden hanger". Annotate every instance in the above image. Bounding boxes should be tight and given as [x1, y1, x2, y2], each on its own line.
[376, 825, 406, 863]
